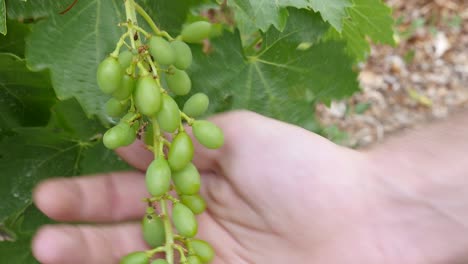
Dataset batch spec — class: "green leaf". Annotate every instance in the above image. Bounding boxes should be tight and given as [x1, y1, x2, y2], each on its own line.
[308, 0, 351, 31]
[0, 236, 36, 263]
[0, 53, 56, 130]
[141, 0, 194, 36]
[25, 0, 126, 118]
[347, 0, 394, 44]
[5, 0, 65, 21]
[190, 9, 359, 128]
[226, 0, 289, 33]
[225, 0, 353, 34]
[338, 0, 395, 60]
[0, 0, 6, 35]
[0, 20, 30, 56]
[0, 98, 130, 228]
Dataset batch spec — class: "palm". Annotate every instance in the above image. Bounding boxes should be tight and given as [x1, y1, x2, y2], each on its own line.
[32, 112, 387, 264]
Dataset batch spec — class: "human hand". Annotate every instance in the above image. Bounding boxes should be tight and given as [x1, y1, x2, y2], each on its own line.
[32, 111, 466, 264]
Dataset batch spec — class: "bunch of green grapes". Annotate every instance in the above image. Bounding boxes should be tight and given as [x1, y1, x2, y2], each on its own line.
[96, 2, 222, 263]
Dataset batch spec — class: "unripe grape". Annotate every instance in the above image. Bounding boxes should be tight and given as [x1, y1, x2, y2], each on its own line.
[113, 74, 136, 100]
[166, 69, 191, 96]
[119, 251, 149, 264]
[151, 260, 169, 264]
[190, 239, 215, 263]
[145, 157, 171, 196]
[149, 37, 176, 66]
[122, 122, 137, 146]
[168, 132, 194, 171]
[142, 213, 166, 247]
[183, 93, 209, 118]
[103, 123, 134, 150]
[157, 94, 181, 133]
[171, 40, 192, 70]
[192, 121, 224, 149]
[181, 194, 206, 215]
[172, 163, 200, 195]
[105, 98, 127, 118]
[97, 56, 122, 94]
[181, 21, 212, 43]
[118, 50, 133, 70]
[134, 76, 162, 116]
[186, 256, 203, 264]
[172, 203, 198, 238]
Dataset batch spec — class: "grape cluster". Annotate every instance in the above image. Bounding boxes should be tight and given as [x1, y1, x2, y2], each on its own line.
[96, 16, 222, 264]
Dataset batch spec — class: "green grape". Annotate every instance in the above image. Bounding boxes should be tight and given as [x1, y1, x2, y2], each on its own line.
[97, 56, 122, 94]
[134, 76, 162, 116]
[118, 50, 133, 70]
[142, 213, 166, 247]
[172, 163, 200, 195]
[150, 260, 169, 264]
[181, 21, 212, 43]
[122, 122, 137, 146]
[113, 74, 136, 100]
[192, 121, 224, 149]
[172, 203, 198, 238]
[119, 252, 149, 264]
[181, 194, 206, 215]
[145, 156, 171, 196]
[103, 123, 134, 150]
[183, 93, 209, 118]
[149, 37, 176, 66]
[166, 69, 191, 96]
[171, 40, 192, 70]
[157, 94, 181, 133]
[190, 239, 215, 263]
[168, 132, 194, 171]
[105, 98, 127, 118]
[186, 256, 203, 264]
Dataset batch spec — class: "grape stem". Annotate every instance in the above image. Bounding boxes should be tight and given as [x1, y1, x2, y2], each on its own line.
[180, 112, 195, 125]
[133, 1, 175, 41]
[151, 117, 175, 263]
[110, 32, 131, 58]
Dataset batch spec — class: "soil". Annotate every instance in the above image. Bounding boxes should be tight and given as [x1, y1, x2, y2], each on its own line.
[316, 0, 468, 148]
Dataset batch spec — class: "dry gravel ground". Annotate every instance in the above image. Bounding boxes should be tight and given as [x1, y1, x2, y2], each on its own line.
[316, 0, 468, 148]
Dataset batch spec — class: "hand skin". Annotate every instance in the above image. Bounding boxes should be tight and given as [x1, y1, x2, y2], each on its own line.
[31, 110, 468, 264]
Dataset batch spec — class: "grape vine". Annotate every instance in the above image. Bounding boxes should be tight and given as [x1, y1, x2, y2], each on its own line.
[97, 1, 221, 263]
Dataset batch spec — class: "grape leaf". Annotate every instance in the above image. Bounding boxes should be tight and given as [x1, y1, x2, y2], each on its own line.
[0, 0, 6, 35]
[226, 0, 289, 33]
[5, 0, 65, 21]
[0, 20, 30, 56]
[25, 0, 125, 118]
[0, 53, 55, 130]
[141, 0, 196, 36]
[308, 0, 351, 31]
[0, 236, 35, 263]
[339, 0, 394, 60]
[225, 0, 352, 35]
[190, 9, 359, 128]
[0, 205, 51, 264]
[0, 98, 130, 228]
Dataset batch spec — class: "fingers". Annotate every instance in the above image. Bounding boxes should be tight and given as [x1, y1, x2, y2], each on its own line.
[32, 223, 146, 264]
[34, 171, 147, 223]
